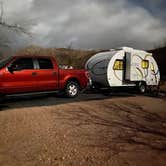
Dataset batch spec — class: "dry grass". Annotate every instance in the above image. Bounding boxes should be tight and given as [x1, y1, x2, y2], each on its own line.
[16, 45, 107, 69]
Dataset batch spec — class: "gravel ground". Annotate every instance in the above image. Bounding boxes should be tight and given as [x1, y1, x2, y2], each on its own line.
[0, 92, 166, 166]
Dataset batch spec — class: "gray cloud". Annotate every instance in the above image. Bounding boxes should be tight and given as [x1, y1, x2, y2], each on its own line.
[1, 0, 166, 50]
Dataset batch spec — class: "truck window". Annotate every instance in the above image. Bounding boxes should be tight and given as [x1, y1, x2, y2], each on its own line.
[113, 60, 123, 70]
[37, 58, 53, 69]
[11, 58, 34, 70]
[141, 60, 149, 69]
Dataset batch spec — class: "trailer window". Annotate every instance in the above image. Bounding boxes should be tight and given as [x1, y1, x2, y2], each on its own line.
[113, 60, 123, 70]
[150, 63, 155, 71]
[142, 60, 149, 69]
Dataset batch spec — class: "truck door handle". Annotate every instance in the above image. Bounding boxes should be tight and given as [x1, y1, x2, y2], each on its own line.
[32, 72, 37, 76]
[52, 71, 57, 76]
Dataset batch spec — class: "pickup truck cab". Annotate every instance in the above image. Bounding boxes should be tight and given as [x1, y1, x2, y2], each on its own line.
[0, 55, 90, 99]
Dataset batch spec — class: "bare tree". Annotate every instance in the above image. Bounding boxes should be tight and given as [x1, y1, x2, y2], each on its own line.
[0, 1, 33, 58]
[0, 1, 31, 36]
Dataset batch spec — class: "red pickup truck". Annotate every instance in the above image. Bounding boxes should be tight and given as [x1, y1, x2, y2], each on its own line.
[0, 55, 90, 99]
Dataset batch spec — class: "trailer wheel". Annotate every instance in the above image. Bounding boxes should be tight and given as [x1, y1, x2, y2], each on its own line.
[150, 85, 160, 97]
[65, 81, 80, 98]
[138, 82, 146, 94]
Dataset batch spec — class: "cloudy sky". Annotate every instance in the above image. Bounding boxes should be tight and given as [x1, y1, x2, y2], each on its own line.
[1, 0, 166, 50]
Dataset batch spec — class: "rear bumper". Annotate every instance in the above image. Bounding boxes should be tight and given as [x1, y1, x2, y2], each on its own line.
[80, 78, 92, 93]
[87, 78, 92, 87]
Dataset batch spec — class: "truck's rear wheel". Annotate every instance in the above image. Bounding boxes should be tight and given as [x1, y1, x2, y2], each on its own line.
[65, 81, 79, 98]
[138, 82, 146, 94]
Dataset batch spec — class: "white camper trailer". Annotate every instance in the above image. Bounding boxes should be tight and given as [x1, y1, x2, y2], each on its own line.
[85, 47, 160, 93]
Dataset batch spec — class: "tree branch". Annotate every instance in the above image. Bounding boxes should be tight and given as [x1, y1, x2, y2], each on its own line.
[0, 1, 3, 22]
[0, 1, 32, 36]
[0, 21, 32, 36]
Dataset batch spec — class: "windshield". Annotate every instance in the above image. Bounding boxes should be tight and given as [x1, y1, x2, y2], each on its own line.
[0, 56, 13, 69]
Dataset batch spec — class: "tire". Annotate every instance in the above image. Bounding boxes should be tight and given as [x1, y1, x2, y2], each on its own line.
[138, 82, 146, 94]
[65, 81, 80, 98]
[0, 94, 5, 104]
[150, 85, 160, 97]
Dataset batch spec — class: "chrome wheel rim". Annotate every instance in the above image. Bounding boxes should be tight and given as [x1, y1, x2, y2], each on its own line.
[68, 84, 78, 96]
[140, 85, 145, 93]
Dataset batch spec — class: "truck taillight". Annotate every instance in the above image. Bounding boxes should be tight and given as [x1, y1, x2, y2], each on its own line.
[85, 71, 90, 79]
[85, 71, 92, 86]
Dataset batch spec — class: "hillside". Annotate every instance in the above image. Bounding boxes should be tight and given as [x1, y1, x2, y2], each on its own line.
[149, 47, 166, 79]
[16, 46, 106, 69]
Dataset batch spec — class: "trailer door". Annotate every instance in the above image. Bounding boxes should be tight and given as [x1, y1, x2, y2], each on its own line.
[124, 52, 131, 81]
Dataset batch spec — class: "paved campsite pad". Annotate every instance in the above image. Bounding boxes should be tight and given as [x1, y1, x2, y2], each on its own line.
[0, 95, 166, 166]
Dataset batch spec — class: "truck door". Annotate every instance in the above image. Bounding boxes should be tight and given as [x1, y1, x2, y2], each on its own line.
[2, 57, 37, 94]
[34, 57, 59, 91]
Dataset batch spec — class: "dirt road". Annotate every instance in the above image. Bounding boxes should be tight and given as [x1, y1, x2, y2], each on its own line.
[0, 92, 166, 166]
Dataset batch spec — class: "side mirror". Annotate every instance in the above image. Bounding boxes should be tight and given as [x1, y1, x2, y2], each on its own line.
[7, 66, 14, 73]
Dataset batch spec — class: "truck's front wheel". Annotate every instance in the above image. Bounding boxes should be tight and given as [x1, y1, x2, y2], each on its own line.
[65, 81, 79, 98]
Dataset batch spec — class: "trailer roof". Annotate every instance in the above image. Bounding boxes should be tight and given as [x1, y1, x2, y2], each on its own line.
[110, 47, 150, 55]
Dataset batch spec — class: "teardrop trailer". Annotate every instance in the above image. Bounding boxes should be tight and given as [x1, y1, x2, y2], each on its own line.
[85, 47, 160, 93]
